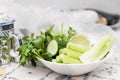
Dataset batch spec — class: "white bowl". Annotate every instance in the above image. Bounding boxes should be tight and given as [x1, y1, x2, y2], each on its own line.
[38, 49, 113, 75]
[38, 23, 116, 75]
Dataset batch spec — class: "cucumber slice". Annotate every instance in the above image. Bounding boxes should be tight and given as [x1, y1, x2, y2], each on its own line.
[56, 56, 63, 63]
[80, 35, 114, 63]
[60, 48, 82, 59]
[67, 42, 90, 53]
[47, 40, 58, 56]
[52, 59, 57, 63]
[59, 54, 82, 64]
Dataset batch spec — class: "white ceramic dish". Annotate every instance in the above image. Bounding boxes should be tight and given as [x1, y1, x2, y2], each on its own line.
[38, 50, 112, 75]
[38, 23, 116, 75]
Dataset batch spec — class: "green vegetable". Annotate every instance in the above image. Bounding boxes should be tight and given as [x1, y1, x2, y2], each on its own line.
[80, 35, 114, 63]
[17, 25, 77, 66]
[67, 42, 90, 53]
[59, 48, 82, 59]
[0, 36, 14, 62]
[17, 24, 114, 66]
[59, 54, 82, 64]
[52, 59, 57, 63]
[53, 56, 62, 63]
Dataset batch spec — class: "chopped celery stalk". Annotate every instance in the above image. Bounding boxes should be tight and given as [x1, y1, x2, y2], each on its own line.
[60, 48, 82, 59]
[56, 56, 63, 63]
[59, 54, 82, 64]
[80, 35, 114, 63]
[59, 49, 64, 54]
[67, 42, 90, 53]
[52, 59, 57, 63]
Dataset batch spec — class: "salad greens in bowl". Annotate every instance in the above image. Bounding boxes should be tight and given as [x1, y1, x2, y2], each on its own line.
[17, 24, 114, 75]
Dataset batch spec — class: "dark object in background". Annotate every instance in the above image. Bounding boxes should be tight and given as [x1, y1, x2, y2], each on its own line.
[86, 9, 120, 26]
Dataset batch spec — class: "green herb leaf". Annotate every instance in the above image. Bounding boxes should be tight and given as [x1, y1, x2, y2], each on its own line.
[41, 53, 53, 61]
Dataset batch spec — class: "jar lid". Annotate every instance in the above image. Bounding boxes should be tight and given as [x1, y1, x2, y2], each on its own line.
[0, 13, 15, 26]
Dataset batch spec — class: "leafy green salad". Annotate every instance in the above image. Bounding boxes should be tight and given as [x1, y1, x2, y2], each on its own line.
[17, 25, 114, 66]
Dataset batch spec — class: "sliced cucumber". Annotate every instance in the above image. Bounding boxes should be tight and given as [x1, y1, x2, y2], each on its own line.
[47, 40, 58, 56]
[60, 48, 82, 59]
[80, 35, 114, 63]
[59, 54, 82, 64]
[52, 59, 57, 63]
[56, 56, 63, 63]
[67, 42, 90, 53]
